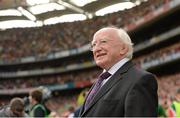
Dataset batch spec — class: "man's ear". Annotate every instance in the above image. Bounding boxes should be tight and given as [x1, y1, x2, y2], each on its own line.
[119, 44, 128, 55]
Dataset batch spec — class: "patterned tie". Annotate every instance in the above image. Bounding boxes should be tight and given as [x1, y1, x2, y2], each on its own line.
[84, 71, 111, 110]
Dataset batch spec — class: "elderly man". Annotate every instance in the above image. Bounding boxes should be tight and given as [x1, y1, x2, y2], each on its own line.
[79, 27, 158, 117]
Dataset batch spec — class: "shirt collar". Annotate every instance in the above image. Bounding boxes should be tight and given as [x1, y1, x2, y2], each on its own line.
[103, 58, 130, 75]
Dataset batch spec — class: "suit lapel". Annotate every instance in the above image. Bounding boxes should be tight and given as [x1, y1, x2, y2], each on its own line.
[81, 61, 134, 116]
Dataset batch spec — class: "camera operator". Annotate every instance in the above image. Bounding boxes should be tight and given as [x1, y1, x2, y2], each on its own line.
[29, 88, 48, 117]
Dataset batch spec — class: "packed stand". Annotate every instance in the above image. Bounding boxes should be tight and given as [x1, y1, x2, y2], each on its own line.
[0, 69, 101, 90]
[0, 42, 179, 90]
[0, 0, 172, 63]
[134, 42, 180, 68]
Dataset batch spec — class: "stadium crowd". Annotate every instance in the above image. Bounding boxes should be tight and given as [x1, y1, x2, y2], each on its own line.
[0, 69, 100, 89]
[0, 0, 172, 63]
[134, 42, 180, 68]
[0, 42, 179, 89]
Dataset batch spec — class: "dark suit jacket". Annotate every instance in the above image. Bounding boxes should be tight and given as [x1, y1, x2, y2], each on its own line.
[79, 61, 158, 117]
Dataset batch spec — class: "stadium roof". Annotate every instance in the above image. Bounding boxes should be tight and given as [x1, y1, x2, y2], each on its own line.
[0, 0, 146, 29]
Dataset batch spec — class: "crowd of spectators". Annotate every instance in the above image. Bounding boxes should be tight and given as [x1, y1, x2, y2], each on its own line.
[0, 0, 172, 63]
[134, 42, 180, 68]
[157, 73, 180, 117]
[0, 41, 179, 90]
[158, 73, 180, 103]
[45, 91, 80, 117]
[0, 69, 100, 90]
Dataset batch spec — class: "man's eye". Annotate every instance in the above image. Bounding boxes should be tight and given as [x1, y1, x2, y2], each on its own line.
[93, 43, 96, 46]
[101, 40, 107, 43]
[91, 43, 96, 48]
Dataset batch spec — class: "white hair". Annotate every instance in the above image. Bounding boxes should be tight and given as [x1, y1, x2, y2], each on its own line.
[116, 28, 134, 59]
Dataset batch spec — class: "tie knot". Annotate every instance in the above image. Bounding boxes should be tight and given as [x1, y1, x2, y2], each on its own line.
[100, 71, 111, 80]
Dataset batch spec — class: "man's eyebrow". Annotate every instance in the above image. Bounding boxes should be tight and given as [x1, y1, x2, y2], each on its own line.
[91, 37, 108, 44]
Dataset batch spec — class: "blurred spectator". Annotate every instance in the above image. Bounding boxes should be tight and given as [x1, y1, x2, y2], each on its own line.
[167, 89, 180, 117]
[77, 89, 89, 106]
[158, 99, 169, 117]
[67, 106, 75, 118]
[0, 97, 28, 117]
[29, 88, 49, 117]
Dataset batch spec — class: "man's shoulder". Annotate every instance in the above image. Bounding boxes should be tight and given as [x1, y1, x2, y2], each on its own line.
[129, 65, 154, 77]
[123, 65, 156, 85]
[34, 104, 46, 111]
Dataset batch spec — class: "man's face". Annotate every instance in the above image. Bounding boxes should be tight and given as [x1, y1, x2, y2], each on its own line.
[91, 28, 128, 70]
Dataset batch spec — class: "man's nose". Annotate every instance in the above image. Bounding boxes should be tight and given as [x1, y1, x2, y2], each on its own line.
[92, 45, 102, 52]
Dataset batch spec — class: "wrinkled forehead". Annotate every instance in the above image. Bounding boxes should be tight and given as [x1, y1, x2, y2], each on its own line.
[92, 28, 118, 44]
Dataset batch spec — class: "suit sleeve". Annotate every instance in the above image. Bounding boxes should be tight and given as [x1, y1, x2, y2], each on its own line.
[125, 74, 158, 117]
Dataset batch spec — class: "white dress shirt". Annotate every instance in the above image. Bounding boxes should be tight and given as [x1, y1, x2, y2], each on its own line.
[101, 58, 130, 86]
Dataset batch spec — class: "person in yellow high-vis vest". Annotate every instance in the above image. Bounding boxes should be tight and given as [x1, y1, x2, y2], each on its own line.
[170, 89, 180, 117]
[29, 89, 48, 117]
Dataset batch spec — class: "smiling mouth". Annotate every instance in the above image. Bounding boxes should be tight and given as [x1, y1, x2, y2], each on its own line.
[96, 53, 106, 58]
